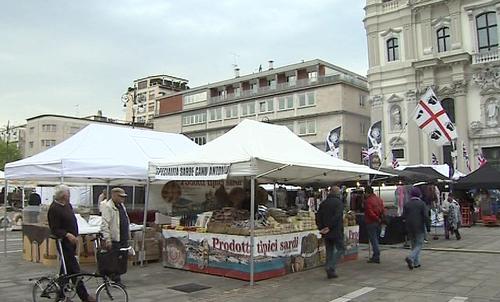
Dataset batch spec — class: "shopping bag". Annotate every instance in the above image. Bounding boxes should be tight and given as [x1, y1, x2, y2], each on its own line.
[97, 249, 128, 276]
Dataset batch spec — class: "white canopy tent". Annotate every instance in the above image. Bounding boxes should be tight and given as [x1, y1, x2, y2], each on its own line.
[151, 119, 387, 184]
[5, 124, 198, 183]
[150, 119, 389, 284]
[4, 123, 198, 262]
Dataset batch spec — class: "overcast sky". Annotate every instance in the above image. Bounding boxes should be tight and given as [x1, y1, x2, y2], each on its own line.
[0, 0, 368, 127]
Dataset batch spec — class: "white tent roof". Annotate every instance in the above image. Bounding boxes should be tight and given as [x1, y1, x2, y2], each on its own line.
[5, 124, 198, 183]
[151, 119, 389, 184]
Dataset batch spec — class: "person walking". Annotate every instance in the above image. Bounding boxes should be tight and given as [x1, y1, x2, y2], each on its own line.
[441, 194, 451, 239]
[364, 186, 385, 264]
[315, 186, 344, 279]
[403, 187, 430, 270]
[448, 193, 462, 240]
[47, 184, 96, 302]
[101, 187, 130, 284]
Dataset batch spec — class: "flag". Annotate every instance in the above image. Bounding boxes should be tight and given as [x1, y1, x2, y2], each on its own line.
[367, 121, 383, 169]
[414, 87, 458, 146]
[325, 126, 341, 158]
[431, 153, 439, 165]
[361, 148, 370, 161]
[367, 121, 382, 157]
[478, 153, 488, 167]
[462, 142, 471, 172]
[391, 152, 400, 169]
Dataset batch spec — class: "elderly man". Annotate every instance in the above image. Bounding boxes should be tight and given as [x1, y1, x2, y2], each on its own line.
[315, 186, 344, 279]
[403, 187, 430, 270]
[47, 184, 95, 302]
[101, 187, 130, 284]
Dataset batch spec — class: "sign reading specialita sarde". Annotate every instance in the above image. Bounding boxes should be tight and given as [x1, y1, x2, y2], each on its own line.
[155, 164, 230, 180]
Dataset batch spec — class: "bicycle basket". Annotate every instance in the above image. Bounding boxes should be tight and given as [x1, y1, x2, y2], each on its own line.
[97, 249, 128, 276]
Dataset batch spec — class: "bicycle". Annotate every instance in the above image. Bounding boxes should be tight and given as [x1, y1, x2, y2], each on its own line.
[31, 234, 130, 302]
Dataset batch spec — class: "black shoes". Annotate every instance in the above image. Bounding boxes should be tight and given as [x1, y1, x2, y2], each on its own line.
[327, 269, 338, 279]
[367, 258, 380, 264]
[405, 257, 413, 270]
[414, 264, 421, 268]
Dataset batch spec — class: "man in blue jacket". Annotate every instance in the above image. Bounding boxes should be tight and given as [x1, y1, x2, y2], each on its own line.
[316, 186, 344, 279]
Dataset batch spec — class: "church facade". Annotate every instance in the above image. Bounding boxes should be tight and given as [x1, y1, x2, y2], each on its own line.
[364, 0, 500, 171]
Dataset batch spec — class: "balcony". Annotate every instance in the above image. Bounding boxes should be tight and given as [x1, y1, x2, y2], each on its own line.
[382, 0, 400, 12]
[473, 49, 500, 64]
[208, 74, 366, 105]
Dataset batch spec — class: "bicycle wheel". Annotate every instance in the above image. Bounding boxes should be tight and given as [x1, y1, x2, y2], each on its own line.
[32, 277, 60, 302]
[96, 282, 128, 302]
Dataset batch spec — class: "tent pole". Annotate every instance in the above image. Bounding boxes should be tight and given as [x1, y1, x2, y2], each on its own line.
[21, 185, 25, 209]
[132, 185, 136, 210]
[250, 176, 255, 286]
[4, 179, 8, 257]
[140, 178, 151, 267]
[273, 183, 277, 208]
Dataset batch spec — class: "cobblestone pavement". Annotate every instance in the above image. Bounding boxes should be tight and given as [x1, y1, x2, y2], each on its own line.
[2, 226, 500, 301]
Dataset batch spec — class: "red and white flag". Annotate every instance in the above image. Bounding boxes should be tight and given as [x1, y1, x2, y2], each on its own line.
[478, 153, 488, 167]
[414, 88, 458, 146]
[462, 142, 471, 172]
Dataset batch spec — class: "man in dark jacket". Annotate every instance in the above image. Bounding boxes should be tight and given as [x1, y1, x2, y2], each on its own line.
[316, 186, 344, 279]
[364, 186, 385, 263]
[48, 185, 96, 302]
[402, 187, 430, 270]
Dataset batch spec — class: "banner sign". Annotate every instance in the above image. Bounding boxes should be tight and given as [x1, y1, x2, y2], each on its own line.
[325, 126, 341, 158]
[155, 164, 230, 181]
[367, 121, 382, 169]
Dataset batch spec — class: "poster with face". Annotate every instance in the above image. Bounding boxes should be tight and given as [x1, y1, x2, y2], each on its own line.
[325, 126, 341, 158]
[368, 121, 382, 156]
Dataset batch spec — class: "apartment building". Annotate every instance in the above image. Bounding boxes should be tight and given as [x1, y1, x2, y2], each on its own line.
[364, 0, 500, 170]
[24, 113, 150, 157]
[154, 59, 370, 163]
[123, 75, 189, 124]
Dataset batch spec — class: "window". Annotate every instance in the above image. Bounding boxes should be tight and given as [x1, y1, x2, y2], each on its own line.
[392, 148, 405, 159]
[268, 79, 276, 89]
[208, 107, 222, 121]
[191, 136, 207, 145]
[29, 141, 33, 148]
[387, 38, 399, 62]
[482, 146, 500, 170]
[477, 12, 498, 53]
[241, 102, 256, 116]
[437, 27, 450, 53]
[360, 122, 367, 135]
[42, 124, 56, 132]
[182, 112, 207, 126]
[308, 71, 318, 82]
[297, 120, 316, 135]
[234, 87, 241, 97]
[225, 105, 238, 119]
[29, 127, 34, 134]
[281, 122, 294, 132]
[184, 92, 208, 105]
[41, 139, 56, 147]
[250, 83, 258, 93]
[286, 75, 296, 86]
[259, 99, 274, 113]
[278, 95, 294, 111]
[69, 126, 80, 134]
[298, 93, 314, 107]
[441, 98, 455, 123]
[359, 95, 367, 107]
[137, 81, 147, 89]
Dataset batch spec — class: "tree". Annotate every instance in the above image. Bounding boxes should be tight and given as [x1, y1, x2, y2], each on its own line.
[0, 140, 21, 170]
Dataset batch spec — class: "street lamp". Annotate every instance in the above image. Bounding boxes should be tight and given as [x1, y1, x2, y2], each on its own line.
[121, 87, 146, 128]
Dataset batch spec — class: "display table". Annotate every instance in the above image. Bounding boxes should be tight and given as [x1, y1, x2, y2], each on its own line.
[162, 225, 359, 281]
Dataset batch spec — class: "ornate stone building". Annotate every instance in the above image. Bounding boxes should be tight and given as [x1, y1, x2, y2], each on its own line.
[364, 0, 500, 170]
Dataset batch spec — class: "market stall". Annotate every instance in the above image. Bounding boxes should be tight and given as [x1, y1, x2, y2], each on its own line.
[4, 123, 198, 262]
[149, 119, 387, 283]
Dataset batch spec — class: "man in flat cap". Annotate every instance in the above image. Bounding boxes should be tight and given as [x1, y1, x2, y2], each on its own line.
[101, 187, 130, 284]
